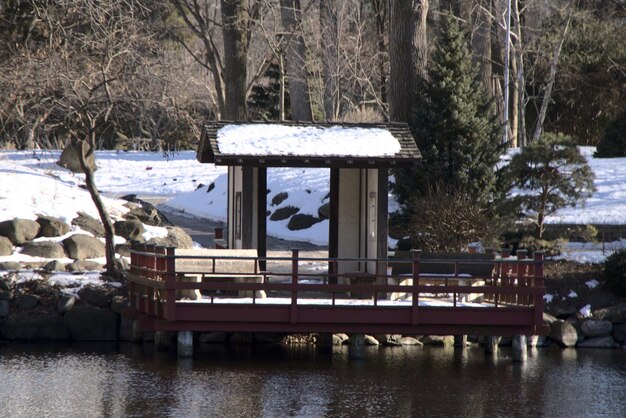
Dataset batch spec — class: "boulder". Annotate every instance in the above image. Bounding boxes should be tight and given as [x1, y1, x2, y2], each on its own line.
[0, 218, 40, 245]
[549, 320, 579, 347]
[1, 312, 70, 340]
[116, 257, 130, 271]
[0, 300, 9, 317]
[0, 261, 22, 271]
[373, 334, 402, 345]
[364, 335, 380, 345]
[115, 243, 131, 257]
[398, 337, 424, 346]
[78, 286, 111, 308]
[269, 206, 299, 221]
[271, 192, 288, 206]
[36, 215, 70, 238]
[64, 307, 118, 341]
[613, 323, 626, 343]
[543, 312, 559, 324]
[287, 214, 322, 231]
[577, 336, 617, 348]
[66, 260, 102, 273]
[580, 320, 613, 338]
[20, 241, 67, 259]
[593, 302, 626, 324]
[63, 234, 105, 260]
[122, 198, 171, 227]
[114, 219, 145, 242]
[71, 212, 105, 237]
[421, 335, 454, 346]
[109, 296, 128, 315]
[57, 294, 76, 314]
[16, 294, 40, 311]
[0, 236, 13, 256]
[57, 141, 96, 173]
[41, 260, 66, 272]
[317, 202, 330, 220]
[147, 226, 193, 249]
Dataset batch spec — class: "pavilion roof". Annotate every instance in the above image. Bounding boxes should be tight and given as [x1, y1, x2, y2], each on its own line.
[197, 121, 421, 168]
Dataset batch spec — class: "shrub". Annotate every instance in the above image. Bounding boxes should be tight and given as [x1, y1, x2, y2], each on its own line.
[595, 110, 626, 158]
[603, 249, 626, 297]
[518, 236, 566, 257]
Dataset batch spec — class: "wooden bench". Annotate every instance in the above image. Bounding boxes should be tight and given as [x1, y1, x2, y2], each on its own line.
[174, 249, 267, 300]
[387, 251, 495, 302]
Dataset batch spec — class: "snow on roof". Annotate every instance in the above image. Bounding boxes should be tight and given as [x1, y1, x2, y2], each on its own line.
[216, 124, 401, 157]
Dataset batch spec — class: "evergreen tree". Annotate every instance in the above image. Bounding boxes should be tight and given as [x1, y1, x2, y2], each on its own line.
[393, 15, 502, 207]
[503, 133, 596, 239]
[594, 108, 626, 158]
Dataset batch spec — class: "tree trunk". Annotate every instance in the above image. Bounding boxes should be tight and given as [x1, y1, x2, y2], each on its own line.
[514, 0, 527, 147]
[413, 0, 429, 80]
[471, 0, 493, 96]
[531, 5, 573, 143]
[389, 1, 416, 122]
[77, 141, 119, 278]
[280, 0, 313, 121]
[320, 0, 340, 120]
[373, 0, 388, 112]
[221, 0, 249, 120]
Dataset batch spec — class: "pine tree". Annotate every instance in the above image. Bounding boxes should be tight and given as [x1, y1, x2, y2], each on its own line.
[393, 15, 501, 206]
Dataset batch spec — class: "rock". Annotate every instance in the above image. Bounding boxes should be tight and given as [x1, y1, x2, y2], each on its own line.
[71, 212, 105, 237]
[16, 294, 39, 311]
[109, 296, 128, 315]
[122, 198, 171, 227]
[593, 302, 626, 323]
[115, 243, 131, 257]
[577, 336, 617, 348]
[63, 234, 105, 260]
[0, 236, 13, 256]
[543, 312, 559, 324]
[64, 307, 118, 341]
[0, 218, 41, 245]
[373, 334, 402, 345]
[0, 300, 9, 317]
[269, 206, 300, 221]
[0, 261, 22, 271]
[36, 215, 70, 238]
[0, 290, 13, 300]
[57, 294, 76, 314]
[332, 334, 345, 346]
[334, 333, 349, 344]
[397, 337, 423, 346]
[287, 214, 322, 231]
[146, 226, 193, 249]
[580, 320, 613, 338]
[0, 279, 10, 292]
[78, 286, 111, 308]
[66, 260, 103, 273]
[317, 202, 330, 220]
[364, 335, 380, 345]
[613, 323, 626, 343]
[20, 241, 67, 259]
[547, 302, 578, 318]
[58, 141, 96, 173]
[1, 312, 70, 340]
[199, 332, 230, 344]
[271, 192, 288, 206]
[115, 257, 130, 271]
[527, 335, 540, 347]
[421, 335, 454, 346]
[114, 219, 145, 242]
[42, 260, 66, 272]
[549, 320, 579, 347]
[118, 317, 136, 342]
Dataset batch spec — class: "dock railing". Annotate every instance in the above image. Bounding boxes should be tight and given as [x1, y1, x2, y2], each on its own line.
[127, 243, 547, 336]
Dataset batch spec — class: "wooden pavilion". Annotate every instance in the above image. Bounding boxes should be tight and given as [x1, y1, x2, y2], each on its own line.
[196, 121, 421, 277]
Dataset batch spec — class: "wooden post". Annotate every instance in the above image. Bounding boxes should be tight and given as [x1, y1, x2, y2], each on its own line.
[165, 246, 176, 321]
[349, 333, 366, 360]
[533, 252, 545, 334]
[155, 331, 172, 351]
[512, 335, 527, 362]
[290, 249, 299, 324]
[177, 331, 193, 358]
[454, 335, 467, 347]
[410, 250, 421, 324]
[485, 336, 501, 355]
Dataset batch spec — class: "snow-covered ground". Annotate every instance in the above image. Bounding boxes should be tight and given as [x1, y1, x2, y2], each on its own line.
[1, 146, 625, 267]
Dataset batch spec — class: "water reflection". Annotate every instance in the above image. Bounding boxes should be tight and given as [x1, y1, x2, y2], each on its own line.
[1, 342, 625, 417]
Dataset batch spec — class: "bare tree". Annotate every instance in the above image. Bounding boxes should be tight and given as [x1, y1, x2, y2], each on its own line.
[389, 1, 416, 122]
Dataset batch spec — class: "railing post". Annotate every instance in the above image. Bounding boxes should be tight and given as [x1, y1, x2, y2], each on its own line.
[290, 249, 299, 324]
[533, 252, 545, 332]
[411, 249, 421, 324]
[165, 246, 176, 321]
[501, 248, 511, 305]
[517, 249, 528, 306]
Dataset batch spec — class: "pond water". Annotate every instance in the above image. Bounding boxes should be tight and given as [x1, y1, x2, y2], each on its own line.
[1, 342, 625, 418]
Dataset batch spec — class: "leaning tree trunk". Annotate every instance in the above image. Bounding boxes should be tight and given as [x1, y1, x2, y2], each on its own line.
[221, 0, 249, 120]
[320, 0, 340, 120]
[471, 0, 493, 97]
[413, 0, 429, 80]
[77, 141, 119, 278]
[280, 0, 313, 121]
